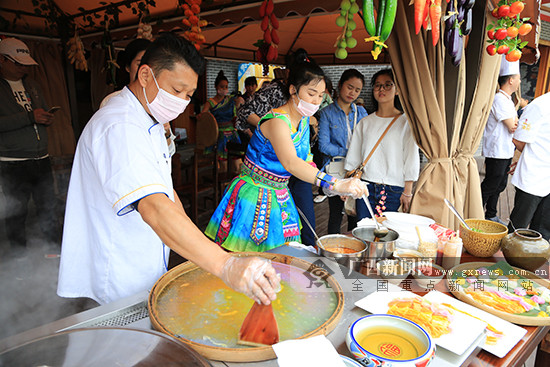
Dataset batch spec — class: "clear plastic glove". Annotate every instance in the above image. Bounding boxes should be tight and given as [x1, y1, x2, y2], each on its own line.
[220, 256, 281, 305]
[323, 177, 369, 199]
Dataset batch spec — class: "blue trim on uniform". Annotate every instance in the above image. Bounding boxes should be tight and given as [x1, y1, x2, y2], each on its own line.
[116, 191, 169, 216]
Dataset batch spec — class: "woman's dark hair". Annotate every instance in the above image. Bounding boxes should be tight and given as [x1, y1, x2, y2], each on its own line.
[215, 70, 228, 88]
[244, 76, 257, 87]
[125, 39, 151, 69]
[370, 68, 402, 112]
[139, 32, 205, 76]
[284, 49, 326, 99]
[338, 68, 365, 92]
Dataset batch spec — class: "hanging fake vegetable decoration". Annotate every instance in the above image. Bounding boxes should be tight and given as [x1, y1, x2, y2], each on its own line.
[443, 0, 475, 67]
[362, 0, 398, 60]
[334, 0, 359, 60]
[254, 0, 279, 75]
[486, 1, 531, 62]
[137, 19, 153, 40]
[182, 0, 207, 50]
[102, 26, 119, 87]
[67, 28, 88, 72]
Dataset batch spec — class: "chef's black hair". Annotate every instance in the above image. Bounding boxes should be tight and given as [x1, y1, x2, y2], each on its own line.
[140, 32, 205, 76]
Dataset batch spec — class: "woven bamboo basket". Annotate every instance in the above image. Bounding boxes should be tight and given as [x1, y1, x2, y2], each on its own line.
[459, 218, 508, 257]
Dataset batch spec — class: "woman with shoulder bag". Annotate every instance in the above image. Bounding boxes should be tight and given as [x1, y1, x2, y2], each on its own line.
[345, 69, 420, 221]
[318, 69, 368, 233]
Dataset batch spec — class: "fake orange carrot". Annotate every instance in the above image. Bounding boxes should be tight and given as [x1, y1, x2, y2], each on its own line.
[429, 0, 442, 46]
[415, 0, 427, 34]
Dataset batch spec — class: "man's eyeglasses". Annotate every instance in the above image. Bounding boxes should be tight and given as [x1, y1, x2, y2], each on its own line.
[373, 82, 395, 91]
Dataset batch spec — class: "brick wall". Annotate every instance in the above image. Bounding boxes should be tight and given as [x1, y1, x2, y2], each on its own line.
[204, 59, 390, 112]
[205, 59, 241, 98]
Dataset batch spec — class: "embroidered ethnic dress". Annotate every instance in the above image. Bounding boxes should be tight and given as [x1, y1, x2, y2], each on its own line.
[205, 109, 310, 252]
[208, 95, 241, 160]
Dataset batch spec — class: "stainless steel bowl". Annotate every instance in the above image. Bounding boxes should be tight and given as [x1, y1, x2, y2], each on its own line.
[317, 234, 367, 272]
[352, 226, 399, 268]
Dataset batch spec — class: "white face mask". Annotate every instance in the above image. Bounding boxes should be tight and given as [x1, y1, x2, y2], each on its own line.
[294, 95, 320, 117]
[143, 69, 190, 124]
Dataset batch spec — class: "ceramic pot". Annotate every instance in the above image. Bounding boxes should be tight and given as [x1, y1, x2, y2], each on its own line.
[501, 229, 550, 272]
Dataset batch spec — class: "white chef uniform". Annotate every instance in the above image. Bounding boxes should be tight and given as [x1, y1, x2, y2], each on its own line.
[57, 87, 173, 305]
[511, 92, 550, 197]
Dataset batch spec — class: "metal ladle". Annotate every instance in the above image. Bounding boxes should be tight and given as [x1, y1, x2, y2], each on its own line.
[362, 195, 389, 238]
[444, 198, 472, 230]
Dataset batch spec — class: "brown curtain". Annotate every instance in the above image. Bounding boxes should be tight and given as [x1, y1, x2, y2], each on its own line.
[387, 0, 499, 230]
[89, 48, 115, 112]
[27, 39, 76, 157]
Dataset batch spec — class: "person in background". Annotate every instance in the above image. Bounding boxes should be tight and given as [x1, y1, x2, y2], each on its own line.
[508, 91, 550, 240]
[100, 38, 151, 108]
[517, 97, 529, 118]
[0, 37, 60, 251]
[58, 33, 280, 306]
[355, 97, 365, 108]
[234, 50, 318, 247]
[311, 77, 334, 204]
[242, 76, 258, 102]
[318, 69, 368, 232]
[481, 57, 520, 225]
[205, 54, 368, 252]
[201, 70, 244, 175]
[346, 69, 419, 220]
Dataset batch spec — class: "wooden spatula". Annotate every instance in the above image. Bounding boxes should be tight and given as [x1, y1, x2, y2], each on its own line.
[237, 302, 279, 347]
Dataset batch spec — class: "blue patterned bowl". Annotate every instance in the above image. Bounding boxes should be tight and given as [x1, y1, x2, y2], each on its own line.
[346, 314, 435, 367]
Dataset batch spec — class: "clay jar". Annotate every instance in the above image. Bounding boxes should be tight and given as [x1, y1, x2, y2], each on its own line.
[501, 229, 550, 272]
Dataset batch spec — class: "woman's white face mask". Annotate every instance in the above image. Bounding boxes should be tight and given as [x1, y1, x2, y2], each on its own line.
[143, 69, 190, 124]
[294, 96, 320, 117]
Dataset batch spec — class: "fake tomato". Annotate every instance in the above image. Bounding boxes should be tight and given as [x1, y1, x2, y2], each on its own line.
[507, 26, 519, 38]
[510, 1, 525, 15]
[506, 49, 522, 62]
[495, 28, 508, 40]
[497, 45, 510, 54]
[519, 23, 532, 36]
[486, 44, 497, 56]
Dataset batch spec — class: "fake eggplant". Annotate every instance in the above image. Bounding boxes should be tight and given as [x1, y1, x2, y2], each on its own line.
[464, 0, 475, 10]
[461, 8, 472, 36]
[449, 27, 463, 66]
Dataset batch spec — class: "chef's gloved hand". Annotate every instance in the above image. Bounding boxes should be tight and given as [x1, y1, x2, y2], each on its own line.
[323, 178, 369, 199]
[220, 256, 281, 305]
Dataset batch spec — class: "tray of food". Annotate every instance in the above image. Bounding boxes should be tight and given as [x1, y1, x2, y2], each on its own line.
[447, 261, 550, 326]
[354, 290, 486, 356]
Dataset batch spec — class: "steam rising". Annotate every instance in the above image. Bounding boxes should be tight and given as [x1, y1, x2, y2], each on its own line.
[0, 190, 96, 343]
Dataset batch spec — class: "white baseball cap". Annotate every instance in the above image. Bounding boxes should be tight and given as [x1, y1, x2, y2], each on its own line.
[0, 38, 38, 66]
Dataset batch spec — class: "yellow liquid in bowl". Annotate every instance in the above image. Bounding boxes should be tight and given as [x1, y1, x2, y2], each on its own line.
[356, 326, 427, 360]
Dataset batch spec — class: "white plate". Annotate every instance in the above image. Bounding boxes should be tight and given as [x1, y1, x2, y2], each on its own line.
[354, 290, 486, 356]
[383, 212, 435, 227]
[423, 291, 527, 358]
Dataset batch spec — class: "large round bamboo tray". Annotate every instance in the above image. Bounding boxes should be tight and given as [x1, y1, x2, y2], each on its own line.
[148, 252, 345, 362]
[447, 262, 550, 326]
[460, 219, 508, 257]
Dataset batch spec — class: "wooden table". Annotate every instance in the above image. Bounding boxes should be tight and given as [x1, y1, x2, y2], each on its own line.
[460, 251, 550, 366]
[378, 249, 550, 366]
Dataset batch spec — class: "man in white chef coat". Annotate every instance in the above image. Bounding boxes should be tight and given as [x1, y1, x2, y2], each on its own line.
[58, 33, 280, 305]
[508, 91, 550, 240]
[481, 56, 520, 225]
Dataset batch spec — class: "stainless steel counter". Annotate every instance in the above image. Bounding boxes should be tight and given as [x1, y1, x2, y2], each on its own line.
[0, 246, 481, 366]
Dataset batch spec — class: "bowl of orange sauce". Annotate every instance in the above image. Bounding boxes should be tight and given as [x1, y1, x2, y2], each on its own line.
[317, 234, 367, 272]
